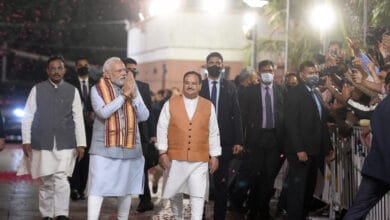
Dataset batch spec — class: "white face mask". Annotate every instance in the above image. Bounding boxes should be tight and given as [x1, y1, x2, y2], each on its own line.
[260, 72, 274, 84]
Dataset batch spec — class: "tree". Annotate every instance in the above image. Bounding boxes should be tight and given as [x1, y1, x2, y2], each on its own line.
[253, 0, 390, 71]
[0, 0, 139, 81]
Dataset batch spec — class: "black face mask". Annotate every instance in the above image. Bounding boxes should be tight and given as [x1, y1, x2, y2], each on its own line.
[130, 69, 138, 77]
[286, 85, 293, 90]
[207, 65, 221, 78]
[77, 67, 89, 76]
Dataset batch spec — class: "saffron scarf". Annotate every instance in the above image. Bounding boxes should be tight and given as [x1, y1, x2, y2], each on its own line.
[95, 77, 136, 148]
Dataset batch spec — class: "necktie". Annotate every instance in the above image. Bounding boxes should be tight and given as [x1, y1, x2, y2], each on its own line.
[311, 87, 323, 119]
[211, 81, 217, 109]
[265, 86, 273, 128]
[82, 80, 88, 103]
[312, 87, 326, 107]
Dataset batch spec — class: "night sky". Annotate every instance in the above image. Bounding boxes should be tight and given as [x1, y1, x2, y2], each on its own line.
[0, 0, 141, 82]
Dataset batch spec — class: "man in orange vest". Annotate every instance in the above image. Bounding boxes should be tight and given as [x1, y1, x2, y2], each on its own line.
[157, 71, 221, 220]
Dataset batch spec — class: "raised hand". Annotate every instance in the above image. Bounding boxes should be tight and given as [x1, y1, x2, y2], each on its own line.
[122, 73, 136, 99]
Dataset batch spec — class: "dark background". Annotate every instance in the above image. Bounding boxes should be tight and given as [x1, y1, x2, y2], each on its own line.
[0, 0, 141, 82]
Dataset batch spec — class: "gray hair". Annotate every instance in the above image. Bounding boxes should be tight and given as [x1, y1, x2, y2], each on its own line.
[238, 66, 256, 80]
[102, 57, 122, 72]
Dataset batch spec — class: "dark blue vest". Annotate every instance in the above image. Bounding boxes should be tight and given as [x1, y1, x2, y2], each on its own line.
[31, 80, 76, 150]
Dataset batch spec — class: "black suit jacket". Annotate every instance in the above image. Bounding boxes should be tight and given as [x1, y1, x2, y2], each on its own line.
[239, 83, 285, 149]
[68, 76, 96, 113]
[136, 80, 155, 143]
[362, 95, 390, 184]
[284, 83, 332, 156]
[199, 78, 243, 153]
[0, 110, 4, 138]
[68, 76, 97, 147]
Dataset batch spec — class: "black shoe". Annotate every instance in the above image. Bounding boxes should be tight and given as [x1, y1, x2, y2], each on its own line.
[152, 184, 158, 193]
[55, 216, 69, 220]
[137, 201, 154, 212]
[42, 218, 53, 220]
[259, 212, 273, 220]
[245, 210, 258, 220]
[70, 189, 81, 201]
[79, 192, 86, 200]
[279, 208, 287, 216]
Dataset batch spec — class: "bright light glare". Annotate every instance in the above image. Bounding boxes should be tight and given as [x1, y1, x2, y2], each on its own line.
[310, 4, 336, 31]
[244, 0, 269, 8]
[243, 12, 256, 28]
[138, 12, 145, 21]
[202, 0, 226, 13]
[149, 0, 181, 17]
[242, 12, 256, 34]
[13, 108, 25, 118]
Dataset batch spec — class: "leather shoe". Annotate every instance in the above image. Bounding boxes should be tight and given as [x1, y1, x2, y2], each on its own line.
[70, 189, 81, 201]
[42, 218, 53, 220]
[79, 192, 86, 200]
[137, 201, 154, 212]
[259, 212, 274, 220]
[152, 184, 158, 193]
[245, 210, 258, 220]
[55, 216, 69, 220]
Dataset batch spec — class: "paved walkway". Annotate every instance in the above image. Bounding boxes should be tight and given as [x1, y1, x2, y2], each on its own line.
[0, 144, 332, 220]
[0, 144, 245, 220]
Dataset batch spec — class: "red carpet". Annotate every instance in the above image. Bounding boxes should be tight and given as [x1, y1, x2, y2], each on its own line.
[0, 171, 37, 182]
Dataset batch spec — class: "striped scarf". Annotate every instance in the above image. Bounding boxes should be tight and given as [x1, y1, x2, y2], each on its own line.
[95, 77, 136, 148]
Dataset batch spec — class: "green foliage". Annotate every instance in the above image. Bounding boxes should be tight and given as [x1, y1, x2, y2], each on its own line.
[254, 0, 323, 70]
[371, 1, 390, 26]
[251, 0, 390, 71]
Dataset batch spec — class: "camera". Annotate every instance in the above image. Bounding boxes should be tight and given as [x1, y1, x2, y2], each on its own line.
[318, 65, 343, 78]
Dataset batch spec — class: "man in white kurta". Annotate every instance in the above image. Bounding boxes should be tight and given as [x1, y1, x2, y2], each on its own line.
[19, 56, 86, 220]
[157, 71, 221, 220]
[86, 57, 149, 220]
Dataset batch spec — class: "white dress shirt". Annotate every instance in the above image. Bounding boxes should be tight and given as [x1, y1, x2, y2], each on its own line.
[78, 76, 89, 95]
[18, 80, 86, 178]
[156, 95, 221, 157]
[208, 77, 221, 114]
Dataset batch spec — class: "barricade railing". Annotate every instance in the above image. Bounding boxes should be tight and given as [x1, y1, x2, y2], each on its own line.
[327, 126, 390, 220]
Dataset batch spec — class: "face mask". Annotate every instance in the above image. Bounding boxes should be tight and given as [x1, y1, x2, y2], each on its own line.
[260, 72, 274, 84]
[77, 67, 89, 76]
[207, 65, 221, 78]
[130, 69, 138, 77]
[306, 74, 319, 86]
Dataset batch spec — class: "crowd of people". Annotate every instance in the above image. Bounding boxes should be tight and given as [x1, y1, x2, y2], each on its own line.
[0, 25, 388, 220]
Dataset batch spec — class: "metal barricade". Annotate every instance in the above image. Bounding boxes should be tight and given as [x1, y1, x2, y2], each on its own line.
[328, 126, 390, 220]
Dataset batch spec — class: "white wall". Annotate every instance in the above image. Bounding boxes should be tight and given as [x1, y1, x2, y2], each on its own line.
[127, 10, 276, 64]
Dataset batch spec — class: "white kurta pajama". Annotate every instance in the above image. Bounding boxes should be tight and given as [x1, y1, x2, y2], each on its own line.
[86, 82, 149, 220]
[87, 84, 148, 196]
[18, 81, 86, 218]
[157, 96, 221, 220]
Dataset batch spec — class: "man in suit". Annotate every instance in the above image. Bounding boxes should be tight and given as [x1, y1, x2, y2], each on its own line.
[343, 74, 390, 219]
[68, 57, 96, 200]
[284, 60, 334, 220]
[239, 60, 285, 219]
[199, 52, 244, 220]
[123, 58, 156, 212]
[0, 109, 5, 151]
